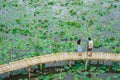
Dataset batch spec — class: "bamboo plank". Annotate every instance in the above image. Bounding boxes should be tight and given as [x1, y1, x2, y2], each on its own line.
[1, 64, 9, 73]
[0, 67, 3, 74]
[19, 60, 28, 68]
[9, 62, 20, 71]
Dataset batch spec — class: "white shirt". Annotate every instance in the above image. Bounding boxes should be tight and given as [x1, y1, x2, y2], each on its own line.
[88, 40, 93, 48]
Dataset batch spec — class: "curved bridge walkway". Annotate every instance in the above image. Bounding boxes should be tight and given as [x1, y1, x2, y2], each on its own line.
[0, 52, 120, 77]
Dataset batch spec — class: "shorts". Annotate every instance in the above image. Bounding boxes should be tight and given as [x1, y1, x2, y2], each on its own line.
[88, 48, 92, 51]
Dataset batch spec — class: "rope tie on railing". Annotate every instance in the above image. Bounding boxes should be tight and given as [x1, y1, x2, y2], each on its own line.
[71, 53, 74, 60]
[46, 55, 49, 62]
[59, 54, 62, 61]
[118, 55, 120, 61]
[5, 63, 9, 72]
[86, 52, 88, 60]
[94, 53, 96, 58]
[105, 53, 109, 61]
[25, 59, 30, 67]
[19, 60, 27, 68]
[52, 55, 57, 62]
[68, 53, 70, 60]
[34, 57, 39, 65]
[100, 53, 103, 59]
[38, 56, 41, 64]
[13, 62, 19, 70]
[83, 53, 86, 60]
[56, 54, 59, 61]
[47, 55, 51, 62]
[31, 58, 35, 65]
[46, 54, 51, 62]
[58, 54, 60, 61]
[10, 63, 15, 71]
[64, 53, 68, 60]
[68, 53, 71, 60]
[0, 66, 3, 73]
[0, 68, 3, 74]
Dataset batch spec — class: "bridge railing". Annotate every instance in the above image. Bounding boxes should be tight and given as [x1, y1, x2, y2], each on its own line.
[0, 52, 120, 75]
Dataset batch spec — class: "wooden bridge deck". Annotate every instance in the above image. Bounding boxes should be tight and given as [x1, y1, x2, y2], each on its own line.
[0, 52, 120, 74]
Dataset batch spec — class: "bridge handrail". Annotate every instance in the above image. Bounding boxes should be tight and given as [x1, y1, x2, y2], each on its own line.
[0, 52, 120, 74]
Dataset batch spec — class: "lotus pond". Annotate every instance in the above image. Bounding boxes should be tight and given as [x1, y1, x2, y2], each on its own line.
[0, 0, 120, 80]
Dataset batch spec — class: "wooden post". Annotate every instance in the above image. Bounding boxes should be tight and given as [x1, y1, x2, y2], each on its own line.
[103, 60, 105, 65]
[102, 60, 104, 65]
[85, 52, 88, 70]
[54, 60, 56, 67]
[54, 60, 56, 71]
[40, 64, 42, 71]
[8, 71, 12, 80]
[28, 66, 31, 80]
[68, 60, 71, 67]
[85, 59, 88, 70]
[97, 61, 99, 65]
[89, 60, 91, 64]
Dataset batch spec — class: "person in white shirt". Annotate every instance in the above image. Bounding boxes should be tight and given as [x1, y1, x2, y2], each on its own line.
[87, 37, 93, 57]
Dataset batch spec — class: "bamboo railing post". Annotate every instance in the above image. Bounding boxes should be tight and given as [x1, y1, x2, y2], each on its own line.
[54, 60, 56, 71]
[85, 53, 88, 70]
[89, 60, 91, 64]
[68, 60, 71, 67]
[40, 64, 42, 71]
[27, 66, 31, 80]
[54, 60, 56, 67]
[97, 61, 99, 65]
[103, 60, 105, 65]
[8, 71, 12, 80]
[85, 59, 88, 70]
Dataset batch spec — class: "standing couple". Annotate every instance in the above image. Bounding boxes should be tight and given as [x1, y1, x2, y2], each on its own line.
[77, 37, 93, 57]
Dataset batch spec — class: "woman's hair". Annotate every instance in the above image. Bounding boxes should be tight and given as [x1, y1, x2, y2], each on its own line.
[88, 37, 91, 40]
[77, 39, 81, 44]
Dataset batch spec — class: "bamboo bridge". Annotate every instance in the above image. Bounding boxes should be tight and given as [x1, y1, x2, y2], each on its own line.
[0, 52, 120, 75]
